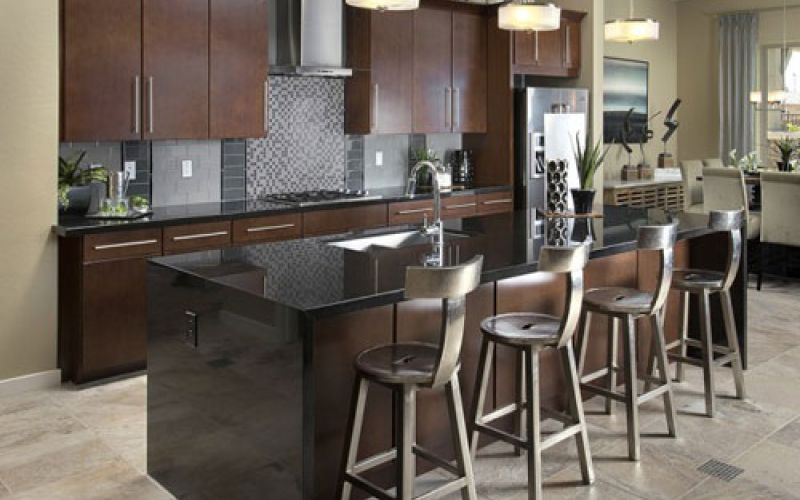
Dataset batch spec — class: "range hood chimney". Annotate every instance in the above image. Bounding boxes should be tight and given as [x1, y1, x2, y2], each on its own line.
[268, 0, 352, 77]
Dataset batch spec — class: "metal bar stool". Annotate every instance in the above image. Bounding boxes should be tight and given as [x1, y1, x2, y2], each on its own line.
[659, 209, 746, 417]
[469, 245, 594, 500]
[337, 255, 484, 500]
[576, 224, 678, 462]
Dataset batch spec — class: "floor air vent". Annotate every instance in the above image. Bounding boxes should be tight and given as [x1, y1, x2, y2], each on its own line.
[698, 459, 744, 482]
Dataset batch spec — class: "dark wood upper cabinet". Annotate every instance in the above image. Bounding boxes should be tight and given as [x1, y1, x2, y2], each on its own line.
[413, 5, 453, 134]
[452, 9, 487, 134]
[209, 0, 269, 139]
[62, 0, 142, 142]
[512, 10, 585, 78]
[345, 8, 414, 135]
[143, 0, 209, 140]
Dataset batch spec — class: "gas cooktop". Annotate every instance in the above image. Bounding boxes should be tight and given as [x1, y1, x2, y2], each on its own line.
[263, 189, 381, 207]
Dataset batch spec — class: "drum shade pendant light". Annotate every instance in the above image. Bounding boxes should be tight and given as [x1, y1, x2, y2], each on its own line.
[345, 0, 419, 11]
[498, 1, 561, 32]
[605, 0, 659, 43]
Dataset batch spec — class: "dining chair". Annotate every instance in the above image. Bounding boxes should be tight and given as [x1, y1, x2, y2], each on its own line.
[703, 167, 760, 241]
[680, 160, 705, 214]
[758, 172, 800, 289]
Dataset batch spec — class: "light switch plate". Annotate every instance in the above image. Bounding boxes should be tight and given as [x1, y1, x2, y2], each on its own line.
[124, 161, 137, 181]
[376, 151, 383, 167]
[181, 160, 193, 178]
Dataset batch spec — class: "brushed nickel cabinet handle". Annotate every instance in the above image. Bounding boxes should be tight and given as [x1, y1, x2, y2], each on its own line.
[535, 32, 540, 64]
[172, 231, 229, 242]
[94, 239, 158, 251]
[454, 87, 461, 130]
[246, 223, 296, 233]
[264, 81, 269, 133]
[372, 83, 380, 130]
[565, 25, 571, 66]
[397, 208, 433, 215]
[445, 87, 452, 129]
[482, 198, 513, 205]
[147, 76, 154, 134]
[133, 75, 141, 134]
[445, 202, 477, 210]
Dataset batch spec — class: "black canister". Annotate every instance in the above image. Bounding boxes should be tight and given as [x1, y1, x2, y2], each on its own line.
[451, 150, 474, 188]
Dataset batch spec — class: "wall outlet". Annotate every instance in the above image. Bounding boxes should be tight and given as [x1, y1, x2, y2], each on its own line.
[181, 160, 193, 178]
[375, 151, 383, 167]
[124, 161, 137, 181]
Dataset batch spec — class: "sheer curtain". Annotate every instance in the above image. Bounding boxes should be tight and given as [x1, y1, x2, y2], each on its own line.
[719, 13, 758, 160]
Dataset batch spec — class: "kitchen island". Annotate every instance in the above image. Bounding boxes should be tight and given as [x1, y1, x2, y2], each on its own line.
[146, 206, 746, 499]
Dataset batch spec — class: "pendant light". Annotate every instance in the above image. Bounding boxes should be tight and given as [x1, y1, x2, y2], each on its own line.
[605, 0, 659, 43]
[345, 0, 419, 11]
[773, 0, 789, 104]
[498, 1, 561, 32]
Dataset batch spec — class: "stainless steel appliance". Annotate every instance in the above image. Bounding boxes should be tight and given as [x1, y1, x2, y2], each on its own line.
[514, 86, 589, 238]
[264, 189, 379, 207]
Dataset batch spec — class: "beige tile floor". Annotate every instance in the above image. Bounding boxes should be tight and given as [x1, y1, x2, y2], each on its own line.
[0, 279, 798, 499]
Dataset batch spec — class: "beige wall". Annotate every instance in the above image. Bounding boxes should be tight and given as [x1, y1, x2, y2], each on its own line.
[603, 0, 679, 180]
[0, 2, 59, 380]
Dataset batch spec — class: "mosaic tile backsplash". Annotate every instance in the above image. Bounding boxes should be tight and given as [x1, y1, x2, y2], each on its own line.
[246, 76, 346, 197]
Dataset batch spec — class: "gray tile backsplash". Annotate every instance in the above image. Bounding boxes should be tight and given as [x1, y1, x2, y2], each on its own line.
[151, 140, 222, 207]
[363, 135, 410, 190]
[59, 142, 121, 172]
[122, 141, 151, 198]
[222, 139, 247, 201]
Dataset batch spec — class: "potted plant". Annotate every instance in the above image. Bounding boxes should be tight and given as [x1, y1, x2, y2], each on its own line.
[410, 148, 441, 191]
[773, 137, 796, 172]
[59, 152, 109, 214]
[571, 132, 611, 214]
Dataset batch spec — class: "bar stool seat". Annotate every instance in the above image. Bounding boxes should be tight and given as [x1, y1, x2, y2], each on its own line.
[583, 287, 653, 315]
[480, 313, 560, 347]
[355, 342, 442, 385]
[671, 269, 724, 291]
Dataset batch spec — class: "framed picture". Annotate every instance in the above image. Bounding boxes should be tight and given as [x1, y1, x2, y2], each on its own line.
[603, 57, 649, 144]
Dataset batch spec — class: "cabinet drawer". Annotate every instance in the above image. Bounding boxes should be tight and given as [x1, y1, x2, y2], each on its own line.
[232, 213, 302, 245]
[83, 229, 163, 263]
[163, 221, 232, 255]
[303, 204, 388, 237]
[442, 195, 477, 219]
[388, 199, 435, 225]
[477, 191, 513, 215]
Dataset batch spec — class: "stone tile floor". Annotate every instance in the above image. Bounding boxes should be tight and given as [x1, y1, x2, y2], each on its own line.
[0, 279, 798, 499]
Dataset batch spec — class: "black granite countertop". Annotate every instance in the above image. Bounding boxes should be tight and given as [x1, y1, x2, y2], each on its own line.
[148, 206, 713, 319]
[54, 185, 509, 237]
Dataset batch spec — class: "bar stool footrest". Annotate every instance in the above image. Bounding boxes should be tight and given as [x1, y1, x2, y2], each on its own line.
[637, 383, 670, 404]
[580, 382, 626, 403]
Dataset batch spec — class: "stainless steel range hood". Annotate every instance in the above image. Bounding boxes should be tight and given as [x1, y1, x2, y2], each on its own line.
[268, 0, 352, 77]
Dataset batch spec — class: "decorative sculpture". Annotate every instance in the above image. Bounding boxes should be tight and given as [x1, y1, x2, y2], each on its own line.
[658, 98, 682, 168]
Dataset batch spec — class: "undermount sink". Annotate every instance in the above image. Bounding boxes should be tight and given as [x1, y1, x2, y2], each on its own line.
[328, 230, 470, 252]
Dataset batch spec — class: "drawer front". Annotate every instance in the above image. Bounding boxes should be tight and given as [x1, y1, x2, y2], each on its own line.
[83, 228, 163, 263]
[303, 204, 388, 237]
[388, 199, 435, 225]
[477, 191, 513, 215]
[163, 221, 232, 255]
[441, 195, 477, 219]
[232, 213, 302, 245]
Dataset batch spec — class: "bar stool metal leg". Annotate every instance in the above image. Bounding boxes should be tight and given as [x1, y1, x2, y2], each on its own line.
[577, 310, 591, 378]
[622, 315, 641, 461]
[516, 349, 527, 456]
[561, 340, 594, 485]
[339, 376, 370, 500]
[606, 317, 619, 415]
[469, 338, 494, 461]
[675, 291, 690, 382]
[397, 385, 416, 500]
[650, 311, 678, 437]
[698, 289, 716, 418]
[524, 346, 542, 500]
[446, 376, 478, 500]
[721, 290, 746, 399]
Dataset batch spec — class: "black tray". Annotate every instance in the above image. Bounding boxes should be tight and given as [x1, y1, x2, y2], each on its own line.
[84, 210, 153, 221]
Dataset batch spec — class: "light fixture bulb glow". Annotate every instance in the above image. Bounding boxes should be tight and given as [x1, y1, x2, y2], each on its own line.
[750, 91, 763, 104]
[345, 0, 419, 11]
[498, 2, 561, 32]
[604, 18, 660, 43]
[768, 90, 788, 104]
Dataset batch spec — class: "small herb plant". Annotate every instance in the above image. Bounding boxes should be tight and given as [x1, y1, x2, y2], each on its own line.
[58, 152, 108, 208]
[572, 132, 611, 190]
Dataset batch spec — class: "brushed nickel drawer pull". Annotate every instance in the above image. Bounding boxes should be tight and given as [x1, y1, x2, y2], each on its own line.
[264, 81, 269, 133]
[482, 198, 513, 205]
[397, 208, 433, 215]
[94, 239, 158, 251]
[147, 76, 154, 134]
[133, 75, 141, 134]
[172, 231, 229, 242]
[246, 223, 296, 233]
[445, 202, 477, 210]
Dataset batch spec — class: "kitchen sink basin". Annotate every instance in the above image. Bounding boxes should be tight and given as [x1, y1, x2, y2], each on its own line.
[328, 230, 470, 252]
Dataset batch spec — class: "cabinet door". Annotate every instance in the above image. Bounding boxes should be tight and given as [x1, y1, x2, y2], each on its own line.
[143, 0, 209, 140]
[62, 0, 142, 141]
[210, 0, 269, 139]
[413, 6, 453, 133]
[371, 11, 414, 134]
[564, 17, 582, 73]
[512, 32, 537, 67]
[535, 28, 564, 70]
[452, 10, 487, 133]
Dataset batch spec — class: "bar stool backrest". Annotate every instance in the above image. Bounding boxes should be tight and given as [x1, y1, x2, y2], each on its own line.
[761, 172, 800, 248]
[405, 255, 484, 388]
[637, 224, 677, 313]
[708, 209, 744, 291]
[538, 244, 589, 348]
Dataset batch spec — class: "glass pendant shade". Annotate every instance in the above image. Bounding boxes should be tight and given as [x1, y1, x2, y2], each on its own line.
[345, 0, 419, 11]
[604, 18, 660, 43]
[750, 91, 762, 104]
[768, 90, 787, 104]
[498, 2, 561, 32]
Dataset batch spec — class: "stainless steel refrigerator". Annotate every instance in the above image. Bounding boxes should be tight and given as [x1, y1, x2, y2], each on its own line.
[514, 87, 589, 239]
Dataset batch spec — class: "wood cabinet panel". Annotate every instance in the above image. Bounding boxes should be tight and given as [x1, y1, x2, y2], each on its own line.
[163, 221, 232, 255]
[303, 204, 388, 237]
[413, 5, 453, 133]
[535, 29, 564, 70]
[62, 0, 142, 141]
[452, 9, 487, 134]
[511, 10, 584, 78]
[232, 213, 302, 245]
[388, 199, 435, 225]
[143, 0, 209, 140]
[442, 195, 477, 219]
[83, 229, 163, 263]
[209, 0, 269, 139]
[564, 16, 581, 71]
[477, 190, 514, 215]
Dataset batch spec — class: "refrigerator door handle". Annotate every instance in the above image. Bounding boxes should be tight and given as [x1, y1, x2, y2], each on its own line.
[525, 131, 534, 187]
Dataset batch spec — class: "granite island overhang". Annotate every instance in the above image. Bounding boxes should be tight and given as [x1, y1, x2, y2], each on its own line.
[145, 206, 746, 499]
